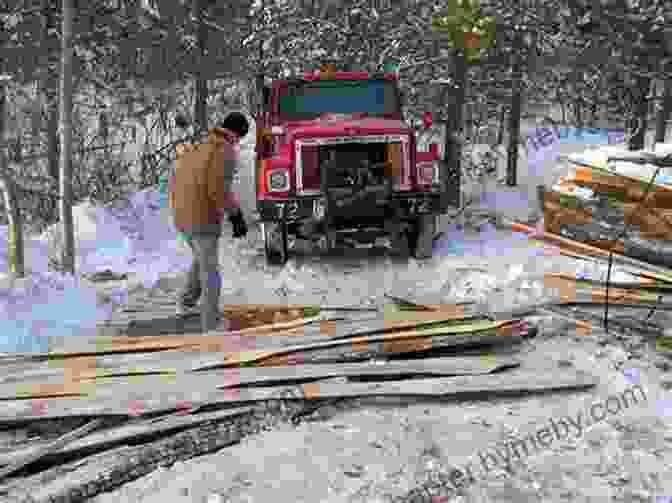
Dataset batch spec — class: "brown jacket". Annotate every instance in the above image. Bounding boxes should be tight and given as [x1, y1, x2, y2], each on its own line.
[169, 127, 240, 234]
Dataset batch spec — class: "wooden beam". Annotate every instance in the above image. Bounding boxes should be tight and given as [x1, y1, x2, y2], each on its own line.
[0, 418, 102, 481]
[0, 368, 595, 423]
[0, 408, 251, 468]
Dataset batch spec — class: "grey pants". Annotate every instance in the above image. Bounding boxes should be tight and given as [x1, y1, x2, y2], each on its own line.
[177, 233, 221, 333]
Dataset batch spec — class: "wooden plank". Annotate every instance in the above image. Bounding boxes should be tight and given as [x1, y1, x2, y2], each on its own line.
[509, 220, 672, 278]
[218, 304, 378, 313]
[187, 319, 521, 369]
[0, 351, 519, 390]
[541, 274, 667, 304]
[115, 307, 373, 334]
[0, 368, 594, 423]
[182, 354, 521, 379]
[125, 312, 322, 334]
[0, 327, 372, 387]
[0, 323, 522, 402]
[542, 271, 663, 289]
[0, 317, 509, 385]
[0, 407, 252, 468]
[0, 357, 518, 464]
[35, 315, 323, 358]
[283, 310, 484, 342]
[8, 347, 519, 385]
[0, 368, 595, 503]
[111, 370, 599, 403]
[527, 239, 672, 286]
[19, 314, 505, 362]
[0, 418, 102, 481]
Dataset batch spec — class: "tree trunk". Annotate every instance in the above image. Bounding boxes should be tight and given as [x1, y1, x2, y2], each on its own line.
[42, 0, 59, 224]
[0, 82, 25, 278]
[590, 87, 599, 126]
[629, 74, 650, 151]
[628, 0, 651, 151]
[194, 0, 208, 136]
[42, 0, 60, 184]
[507, 24, 524, 187]
[496, 104, 506, 145]
[47, 97, 59, 181]
[59, 0, 75, 274]
[655, 79, 672, 144]
[443, 49, 466, 209]
[573, 97, 583, 129]
[559, 90, 567, 124]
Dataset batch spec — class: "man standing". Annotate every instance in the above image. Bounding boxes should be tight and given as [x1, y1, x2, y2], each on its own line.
[169, 112, 249, 332]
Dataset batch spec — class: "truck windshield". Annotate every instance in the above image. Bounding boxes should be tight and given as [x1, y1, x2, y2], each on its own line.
[278, 79, 400, 120]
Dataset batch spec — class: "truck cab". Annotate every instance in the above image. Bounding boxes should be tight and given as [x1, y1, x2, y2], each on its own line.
[255, 64, 459, 264]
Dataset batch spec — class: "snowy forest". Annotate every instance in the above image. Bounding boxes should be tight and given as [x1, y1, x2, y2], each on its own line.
[0, 0, 670, 274]
[4, 3, 672, 501]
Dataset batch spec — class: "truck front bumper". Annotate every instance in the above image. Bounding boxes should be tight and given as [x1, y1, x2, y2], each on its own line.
[257, 193, 447, 222]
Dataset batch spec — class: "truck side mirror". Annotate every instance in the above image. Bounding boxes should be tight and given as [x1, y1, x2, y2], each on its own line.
[423, 111, 433, 130]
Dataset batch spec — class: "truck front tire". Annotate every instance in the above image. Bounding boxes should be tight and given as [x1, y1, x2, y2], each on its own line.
[409, 215, 435, 259]
[262, 221, 289, 265]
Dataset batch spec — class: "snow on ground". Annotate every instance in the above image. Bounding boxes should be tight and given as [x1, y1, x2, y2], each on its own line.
[1, 134, 666, 354]
[5, 130, 672, 500]
[0, 189, 193, 353]
[0, 131, 263, 354]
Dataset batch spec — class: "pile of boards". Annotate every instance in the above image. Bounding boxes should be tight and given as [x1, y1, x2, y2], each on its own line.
[543, 150, 672, 268]
[0, 301, 597, 503]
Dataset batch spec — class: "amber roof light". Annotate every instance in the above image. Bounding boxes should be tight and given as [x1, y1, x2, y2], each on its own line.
[319, 63, 337, 78]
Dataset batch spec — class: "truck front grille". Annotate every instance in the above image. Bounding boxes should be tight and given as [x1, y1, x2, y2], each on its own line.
[295, 136, 410, 194]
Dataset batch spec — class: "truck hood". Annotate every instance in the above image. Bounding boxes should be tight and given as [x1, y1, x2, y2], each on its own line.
[284, 114, 411, 143]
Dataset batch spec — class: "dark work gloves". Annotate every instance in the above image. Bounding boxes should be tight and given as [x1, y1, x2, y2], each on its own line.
[228, 209, 248, 238]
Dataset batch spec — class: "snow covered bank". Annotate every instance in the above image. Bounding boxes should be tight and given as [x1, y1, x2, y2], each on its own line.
[0, 189, 192, 353]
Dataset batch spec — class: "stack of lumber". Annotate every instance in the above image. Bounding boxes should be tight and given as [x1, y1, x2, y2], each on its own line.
[0, 302, 597, 503]
[504, 218, 672, 341]
[543, 151, 672, 268]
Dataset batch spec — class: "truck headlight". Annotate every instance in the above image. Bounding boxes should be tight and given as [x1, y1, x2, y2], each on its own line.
[268, 169, 290, 191]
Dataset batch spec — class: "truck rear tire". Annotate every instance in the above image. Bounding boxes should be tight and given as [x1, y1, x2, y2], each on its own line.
[410, 215, 435, 259]
[262, 221, 289, 265]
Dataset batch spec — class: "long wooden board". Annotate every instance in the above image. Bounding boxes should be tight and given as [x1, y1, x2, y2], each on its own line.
[509, 220, 672, 279]
[8, 352, 519, 385]
[541, 274, 672, 305]
[0, 319, 519, 387]
[277, 309, 484, 342]
[0, 407, 252, 468]
[0, 368, 595, 423]
[0, 418, 103, 481]
[187, 354, 521, 378]
[0, 367, 597, 503]
[187, 319, 522, 369]
[9, 316, 514, 362]
[23, 317, 323, 359]
[542, 271, 672, 290]
[0, 357, 520, 435]
[0, 323, 522, 402]
[0, 311, 491, 386]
